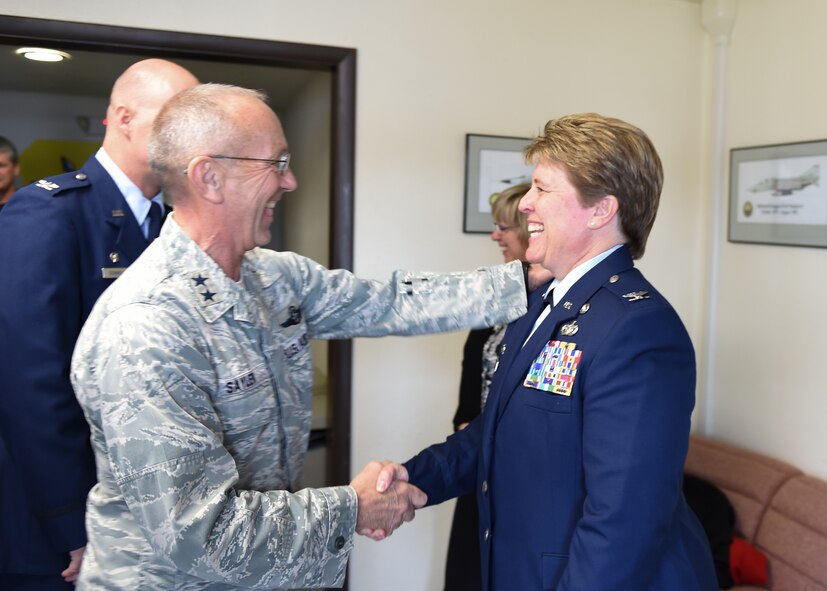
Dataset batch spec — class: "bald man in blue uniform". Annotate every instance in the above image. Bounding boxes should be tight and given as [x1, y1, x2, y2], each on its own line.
[0, 59, 198, 590]
[378, 113, 717, 590]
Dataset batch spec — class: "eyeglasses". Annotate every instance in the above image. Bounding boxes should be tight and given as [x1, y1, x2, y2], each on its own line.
[493, 222, 517, 232]
[209, 153, 291, 174]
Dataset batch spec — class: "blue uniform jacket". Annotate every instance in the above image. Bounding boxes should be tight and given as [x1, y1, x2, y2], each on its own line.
[0, 156, 152, 574]
[405, 246, 717, 590]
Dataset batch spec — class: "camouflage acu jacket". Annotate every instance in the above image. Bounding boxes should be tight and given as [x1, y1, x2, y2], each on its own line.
[70, 215, 526, 590]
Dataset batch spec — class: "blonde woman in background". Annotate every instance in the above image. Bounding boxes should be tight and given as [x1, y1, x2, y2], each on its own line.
[445, 182, 530, 591]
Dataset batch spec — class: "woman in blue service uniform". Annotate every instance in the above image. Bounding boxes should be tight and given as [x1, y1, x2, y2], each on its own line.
[403, 113, 717, 591]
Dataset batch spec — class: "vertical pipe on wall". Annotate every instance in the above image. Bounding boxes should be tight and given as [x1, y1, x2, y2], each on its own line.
[700, 0, 737, 434]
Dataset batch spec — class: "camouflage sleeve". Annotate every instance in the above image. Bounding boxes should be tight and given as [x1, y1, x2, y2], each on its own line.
[285, 258, 528, 340]
[95, 306, 356, 589]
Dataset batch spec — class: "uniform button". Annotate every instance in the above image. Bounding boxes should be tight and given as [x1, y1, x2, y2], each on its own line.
[109, 251, 120, 263]
[483, 528, 490, 541]
[74, 172, 87, 181]
[334, 536, 345, 550]
[609, 274, 620, 283]
[481, 480, 488, 494]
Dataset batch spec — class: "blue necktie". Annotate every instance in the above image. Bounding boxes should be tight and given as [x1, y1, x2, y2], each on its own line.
[146, 201, 162, 242]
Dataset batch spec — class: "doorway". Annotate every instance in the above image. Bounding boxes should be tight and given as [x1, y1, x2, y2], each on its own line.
[0, 15, 355, 487]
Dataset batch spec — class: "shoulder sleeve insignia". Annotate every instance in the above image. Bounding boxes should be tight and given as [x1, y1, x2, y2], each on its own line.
[35, 179, 60, 191]
[622, 290, 650, 302]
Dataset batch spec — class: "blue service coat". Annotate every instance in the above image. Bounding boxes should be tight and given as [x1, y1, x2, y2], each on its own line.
[0, 156, 153, 575]
[405, 246, 717, 590]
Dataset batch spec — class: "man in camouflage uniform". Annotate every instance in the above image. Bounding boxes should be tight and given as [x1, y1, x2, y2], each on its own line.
[70, 84, 528, 590]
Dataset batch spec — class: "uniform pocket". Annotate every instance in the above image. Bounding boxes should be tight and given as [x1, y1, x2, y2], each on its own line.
[542, 552, 569, 589]
[524, 387, 572, 414]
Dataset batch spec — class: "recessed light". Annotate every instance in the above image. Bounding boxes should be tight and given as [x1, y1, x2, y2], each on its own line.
[15, 47, 71, 62]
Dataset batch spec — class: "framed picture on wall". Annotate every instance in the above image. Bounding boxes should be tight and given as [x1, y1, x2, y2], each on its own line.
[463, 134, 534, 233]
[729, 139, 827, 248]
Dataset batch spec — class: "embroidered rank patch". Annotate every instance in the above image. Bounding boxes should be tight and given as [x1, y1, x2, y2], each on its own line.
[523, 340, 582, 396]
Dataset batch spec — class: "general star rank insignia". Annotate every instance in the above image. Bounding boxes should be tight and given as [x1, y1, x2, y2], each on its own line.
[523, 340, 582, 396]
[189, 272, 222, 306]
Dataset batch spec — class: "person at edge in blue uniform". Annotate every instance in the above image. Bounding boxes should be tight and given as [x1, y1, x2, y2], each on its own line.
[369, 113, 718, 591]
[0, 59, 199, 590]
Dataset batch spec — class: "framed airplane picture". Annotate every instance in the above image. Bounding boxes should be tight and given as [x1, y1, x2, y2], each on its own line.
[729, 139, 827, 248]
[463, 134, 534, 233]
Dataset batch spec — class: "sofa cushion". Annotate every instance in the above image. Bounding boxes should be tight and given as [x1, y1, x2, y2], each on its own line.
[754, 476, 827, 590]
[684, 436, 801, 541]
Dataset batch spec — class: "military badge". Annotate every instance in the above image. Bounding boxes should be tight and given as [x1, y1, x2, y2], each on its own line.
[622, 291, 650, 302]
[280, 305, 302, 328]
[523, 339, 582, 396]
[560, 321, 579, 336]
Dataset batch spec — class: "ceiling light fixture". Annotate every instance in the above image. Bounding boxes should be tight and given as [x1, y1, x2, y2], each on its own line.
[15, 47, 72, 62]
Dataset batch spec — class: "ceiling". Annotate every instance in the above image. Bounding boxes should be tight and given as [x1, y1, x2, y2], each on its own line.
[0, 44, 316, 111]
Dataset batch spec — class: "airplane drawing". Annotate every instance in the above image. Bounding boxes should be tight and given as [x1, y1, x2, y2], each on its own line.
[749, 164, 820, 196]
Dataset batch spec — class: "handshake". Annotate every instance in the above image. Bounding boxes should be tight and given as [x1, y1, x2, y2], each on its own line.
[349, 461, 426, 541]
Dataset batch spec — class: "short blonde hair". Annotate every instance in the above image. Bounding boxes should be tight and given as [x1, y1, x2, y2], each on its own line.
[523, 113, 663, 259]
[490, 182, 530, 246]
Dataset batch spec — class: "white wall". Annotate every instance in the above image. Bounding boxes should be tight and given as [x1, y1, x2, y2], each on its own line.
[707, 0, 827, 478]
[2, 1, 719, 590]
[0, 90, 107, 149]
[0, 90, 107, 182]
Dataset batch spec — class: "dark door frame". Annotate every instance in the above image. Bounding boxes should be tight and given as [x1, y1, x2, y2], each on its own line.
[0, 15, 355, 487]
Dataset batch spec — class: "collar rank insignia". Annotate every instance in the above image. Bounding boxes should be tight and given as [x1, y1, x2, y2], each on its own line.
[35, 179, 60, 191]
[560, 321, 579, 337]
[280, 305, 302, 328]
[190, 272, 222, 306]
[622, 291, 650, 302]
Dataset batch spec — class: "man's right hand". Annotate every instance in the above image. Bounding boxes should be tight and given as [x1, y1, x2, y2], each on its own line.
[350, 461, 427, 541]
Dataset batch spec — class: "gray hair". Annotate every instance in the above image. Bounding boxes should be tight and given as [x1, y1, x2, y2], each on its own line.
[148, 83, 268, 199]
